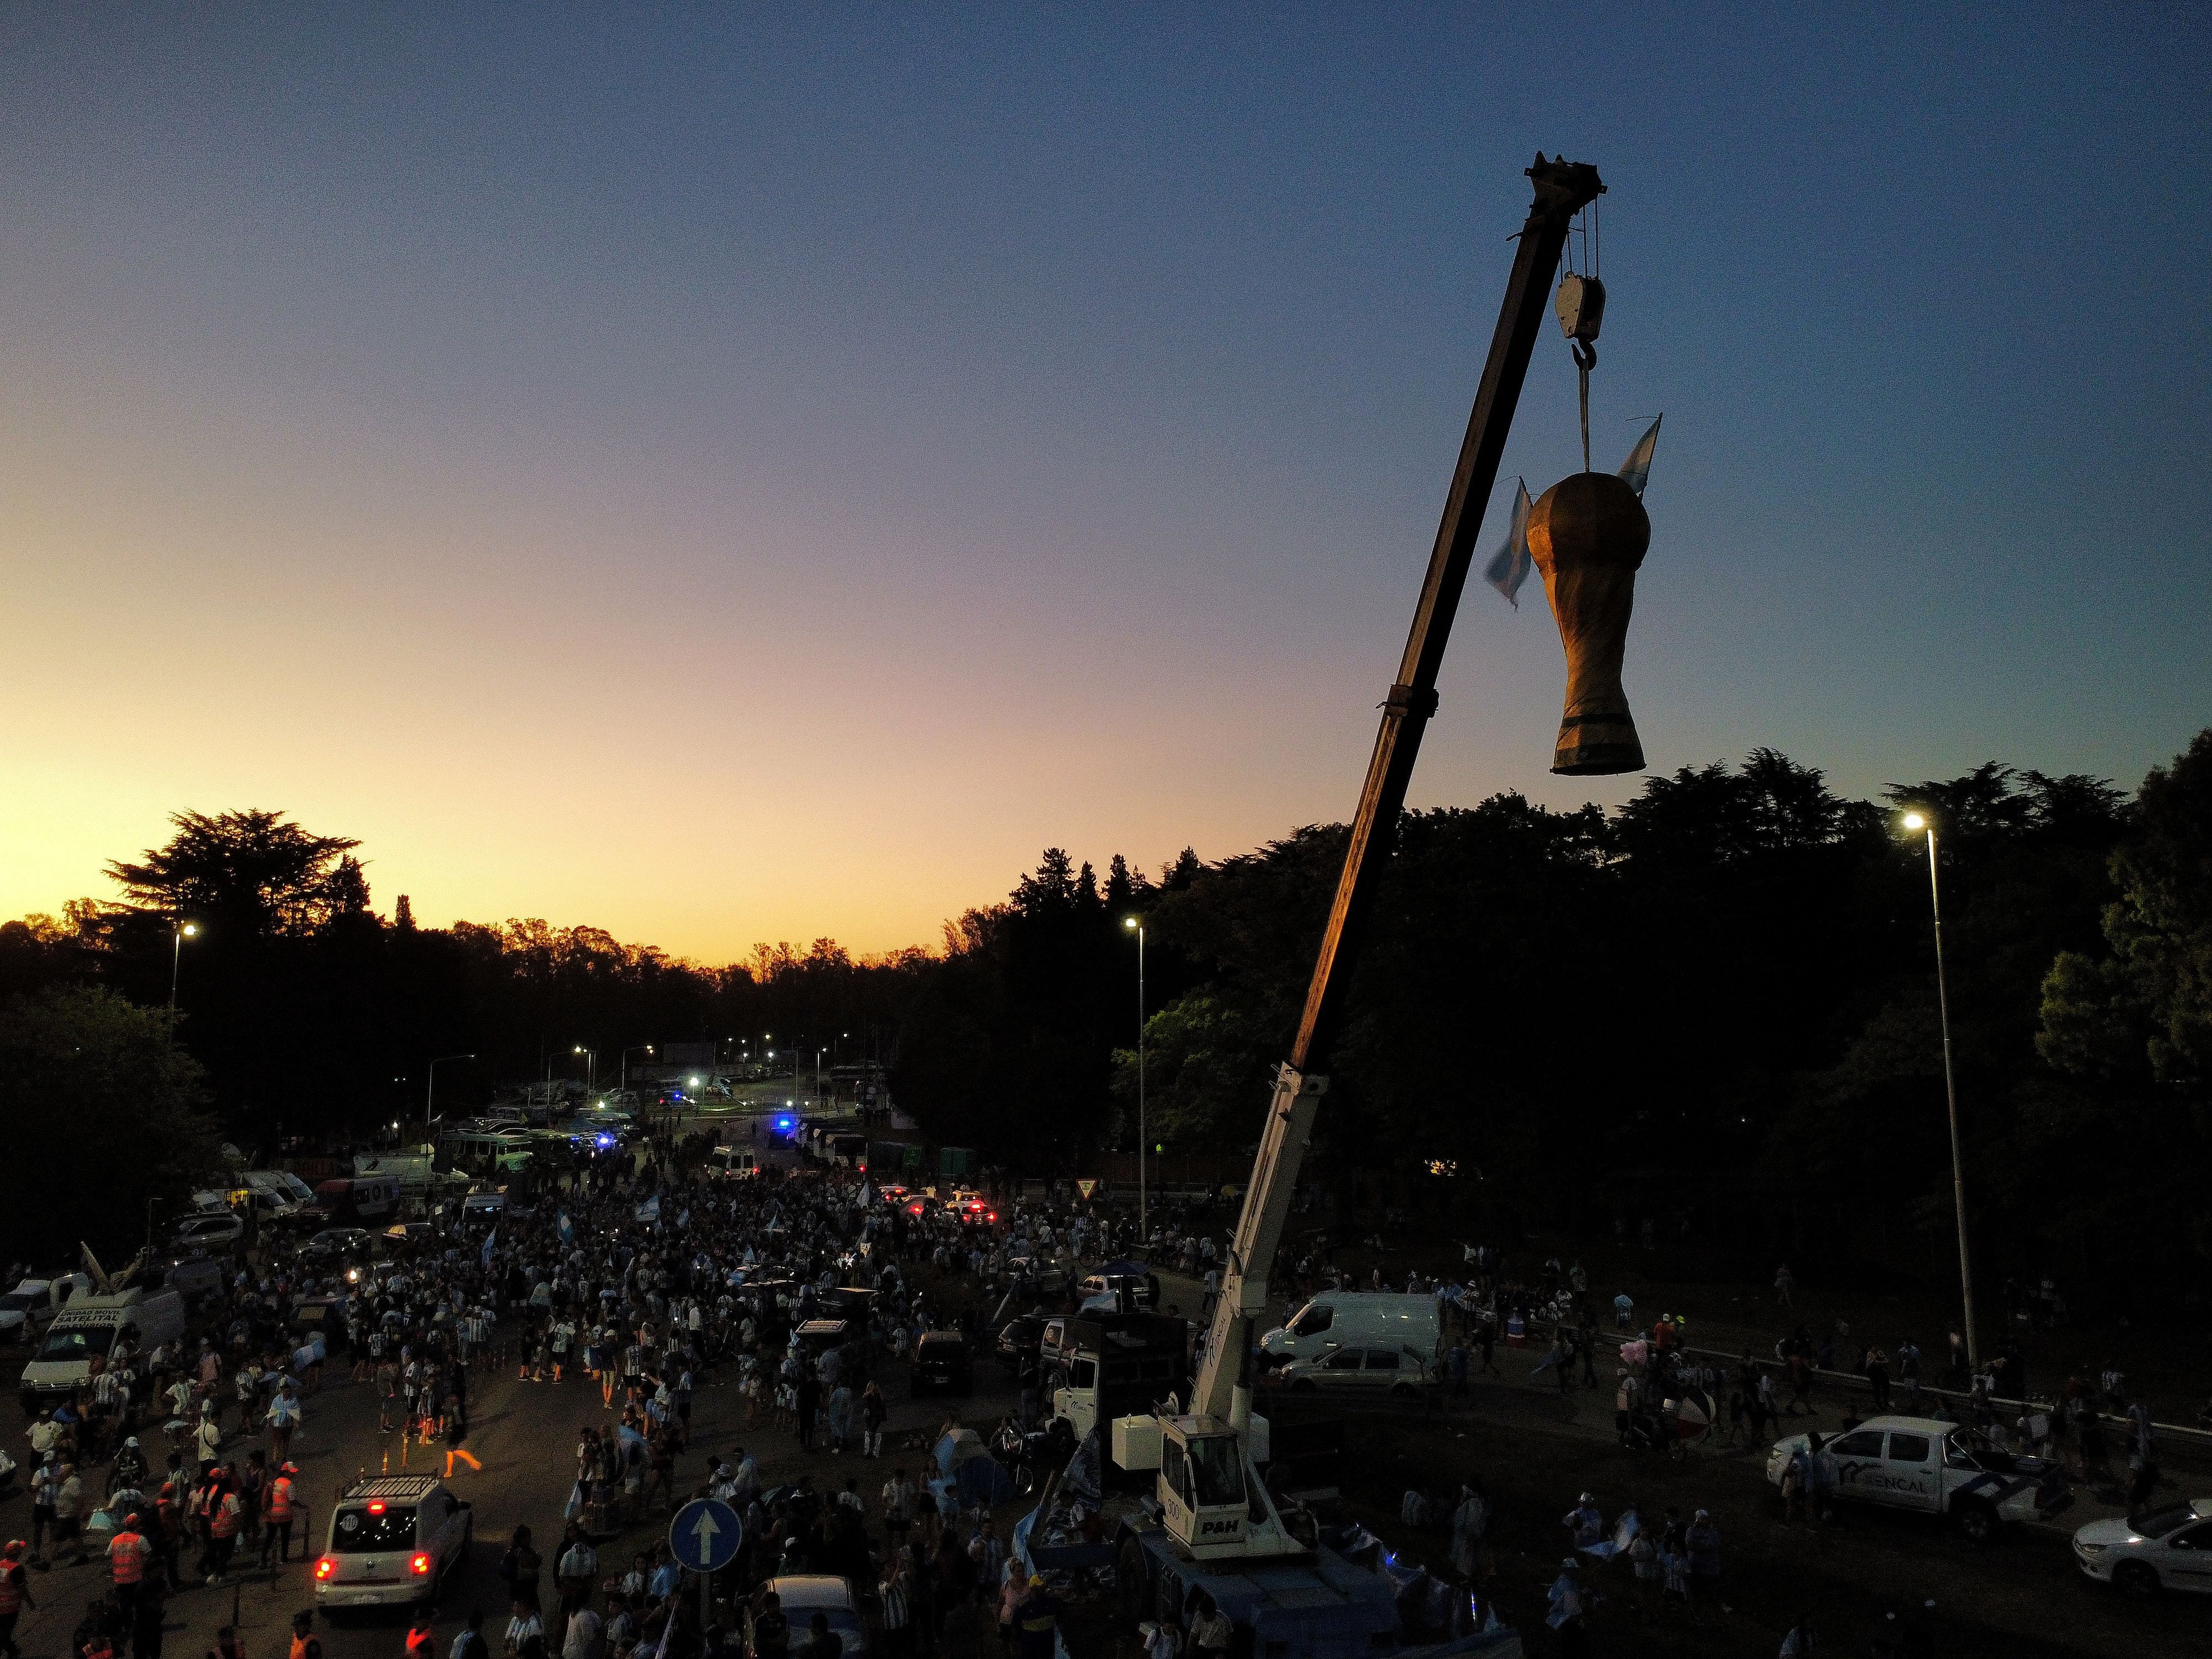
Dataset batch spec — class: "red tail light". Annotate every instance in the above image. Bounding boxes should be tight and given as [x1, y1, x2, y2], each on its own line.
[410, 1553, 434, 1576]
[314, 1557, 336, 1579]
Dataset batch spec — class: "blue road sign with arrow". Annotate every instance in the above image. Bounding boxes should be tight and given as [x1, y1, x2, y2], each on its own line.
[669, 1497, 742, 1573]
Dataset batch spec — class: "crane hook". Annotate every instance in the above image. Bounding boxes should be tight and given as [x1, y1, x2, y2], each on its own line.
[1571, 339, 1597, 471]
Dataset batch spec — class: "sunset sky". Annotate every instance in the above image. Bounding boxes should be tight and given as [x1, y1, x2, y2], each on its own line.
[3, 8, 2206, 961]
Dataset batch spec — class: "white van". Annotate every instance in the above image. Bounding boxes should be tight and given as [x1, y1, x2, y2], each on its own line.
[1260, 1291, 1441, 1366]
[0, 1275, 92, 1343]
[244, 1170, 317, 1210]
[18, 1288, 186, 1411]
[707, 1146, 760, 1181]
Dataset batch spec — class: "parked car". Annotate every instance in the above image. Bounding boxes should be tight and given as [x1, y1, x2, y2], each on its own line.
[794, 1319, 852, 1362]
[1766, 1416, 2072, 1542]
[995, 1314, 1048, 1373]
[301, 1228, 374, 1266]
[172, 1212, 244, 1253]
[749, 1577, 868, 1657]
[156, 1255, 227, 1306]
[910, 1332, 973, 1399]
[313, 1475, 473, 1609]
[290, 1294, 352, 1357]
[2073, 1499, 2212, 1595]
[818, 1287, 877, 1322]
[1075, 1267, 1161, 1314]
[1270, 1344, 1433, 1398]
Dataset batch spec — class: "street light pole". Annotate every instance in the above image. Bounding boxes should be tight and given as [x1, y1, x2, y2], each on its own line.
[620, 1045, 654, 1092]
[427, 1053, 476, 1133]
[1124, 916, 1146, 1235]
[573, 1046, 596, 1091]
[169, 921, 199, 1014]
[1904, 812, 1979, 1373]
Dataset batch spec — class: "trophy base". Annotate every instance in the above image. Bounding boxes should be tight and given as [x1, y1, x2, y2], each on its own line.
[1552, 710, 1645, 776]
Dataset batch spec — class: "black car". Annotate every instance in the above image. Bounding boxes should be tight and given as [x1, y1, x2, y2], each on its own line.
[910, 1332, 973, 1399]
[819, 1286, 877, 1321]
[795, 1318, 852, 1362]
[995, 1314, 1047, 1373]
[288, 1293, 352, 1356]
[301, 1228, 373, 1264]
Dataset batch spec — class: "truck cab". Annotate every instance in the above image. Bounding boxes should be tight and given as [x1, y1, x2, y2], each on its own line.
[19, 1288, 186, 1411]
[1043, 1313, 1191, 1443]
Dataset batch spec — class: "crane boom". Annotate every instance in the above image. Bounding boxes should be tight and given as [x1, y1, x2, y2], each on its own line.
[1192, 155, 1603, 1427]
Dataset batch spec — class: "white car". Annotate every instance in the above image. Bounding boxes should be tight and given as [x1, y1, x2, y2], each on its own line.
[752, 1576, 868, 1655]
[313, 1475, 473, 1608]
[2073, 1499, 2212, 1595]
[173, 1212, 246, 1251]
[1273, 1344, 1434, 1398]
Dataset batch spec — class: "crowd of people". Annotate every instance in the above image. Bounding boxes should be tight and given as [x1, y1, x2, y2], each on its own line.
[6, 1125, 1131, 1659]
[13, 1140, 2203, 1659]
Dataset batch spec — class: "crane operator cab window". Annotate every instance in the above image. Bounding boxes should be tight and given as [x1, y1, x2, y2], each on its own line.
[1184, 1433, 1246, 1507]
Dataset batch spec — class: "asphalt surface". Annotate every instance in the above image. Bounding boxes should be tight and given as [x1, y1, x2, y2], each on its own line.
[1188, 1272, 2212, 1658]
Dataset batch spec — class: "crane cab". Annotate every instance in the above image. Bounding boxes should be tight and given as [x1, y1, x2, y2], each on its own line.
[1160, 1419, 1248, 1550]
[1153, 1415, 1300, 1561]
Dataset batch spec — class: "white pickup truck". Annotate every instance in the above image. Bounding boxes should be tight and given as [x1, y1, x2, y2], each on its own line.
[1766, 1414, 2072, 1541]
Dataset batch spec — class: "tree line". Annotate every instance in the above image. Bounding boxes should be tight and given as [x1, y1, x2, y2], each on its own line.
[4, 733, 2206, 1288]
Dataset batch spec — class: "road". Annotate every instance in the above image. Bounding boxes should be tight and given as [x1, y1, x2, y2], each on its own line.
[1135, 1267, 2210, 1657]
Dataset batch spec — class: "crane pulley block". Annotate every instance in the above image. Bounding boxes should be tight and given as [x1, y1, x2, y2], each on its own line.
[1555, 270, 1605, 346]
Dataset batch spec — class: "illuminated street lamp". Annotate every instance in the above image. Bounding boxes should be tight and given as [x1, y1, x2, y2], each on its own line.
[169, 920, 200, 1014]
[620, 1044, 654, 1091]
[1125, 915, 1146, 1233]
[573, 1045, 596, 1090]
[1903, 810, 1979, 1371]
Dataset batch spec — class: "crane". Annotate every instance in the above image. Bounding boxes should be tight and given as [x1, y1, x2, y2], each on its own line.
[1134, 153, 1607, 1564]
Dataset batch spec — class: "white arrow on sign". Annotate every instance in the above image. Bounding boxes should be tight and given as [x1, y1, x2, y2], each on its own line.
[690, 1507, 721, 1558]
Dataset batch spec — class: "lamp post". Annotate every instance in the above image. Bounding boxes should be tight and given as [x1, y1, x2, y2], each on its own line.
[1124, 915, 1146, 1234]
[169, 921, 199, 1014]
[426, 1052, 475, 1132]
[573, 1045, 596, 1091]
[1903, 811, 1979, 1372]
[620, 1045, 654, 1092]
